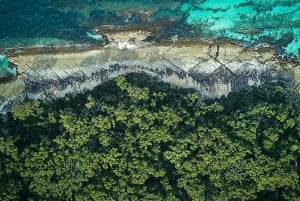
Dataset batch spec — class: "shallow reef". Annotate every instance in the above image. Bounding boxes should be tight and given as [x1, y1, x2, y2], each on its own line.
[0, 0, 299, 57]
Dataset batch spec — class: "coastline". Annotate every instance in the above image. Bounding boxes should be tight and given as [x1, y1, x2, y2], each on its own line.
[0, 30, 299, 113]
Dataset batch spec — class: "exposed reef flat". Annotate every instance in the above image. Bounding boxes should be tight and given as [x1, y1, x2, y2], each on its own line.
[0, 30, 299, 113]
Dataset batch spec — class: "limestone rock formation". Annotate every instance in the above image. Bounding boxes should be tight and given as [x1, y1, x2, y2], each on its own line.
[0, 30, 299, 113]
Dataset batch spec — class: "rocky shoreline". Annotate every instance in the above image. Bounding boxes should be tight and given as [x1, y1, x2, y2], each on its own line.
[0, 30, 299, 113]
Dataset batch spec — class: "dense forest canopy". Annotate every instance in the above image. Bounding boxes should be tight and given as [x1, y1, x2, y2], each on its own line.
[1, 73, 300, 201]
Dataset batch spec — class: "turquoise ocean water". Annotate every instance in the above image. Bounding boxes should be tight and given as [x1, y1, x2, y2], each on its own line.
[0, 0, 299, 55]
[0, 0, 299, 73]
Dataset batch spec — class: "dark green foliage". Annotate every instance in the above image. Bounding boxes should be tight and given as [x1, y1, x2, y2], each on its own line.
[0, 73, 300, 201]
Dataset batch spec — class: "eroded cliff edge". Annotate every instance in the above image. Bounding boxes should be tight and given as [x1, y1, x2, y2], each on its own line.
[1, 30, 300, 112]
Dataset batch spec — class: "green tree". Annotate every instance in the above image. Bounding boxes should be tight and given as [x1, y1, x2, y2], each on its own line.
[0, 135, 22, 201]
[1, 73, 299, 201]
